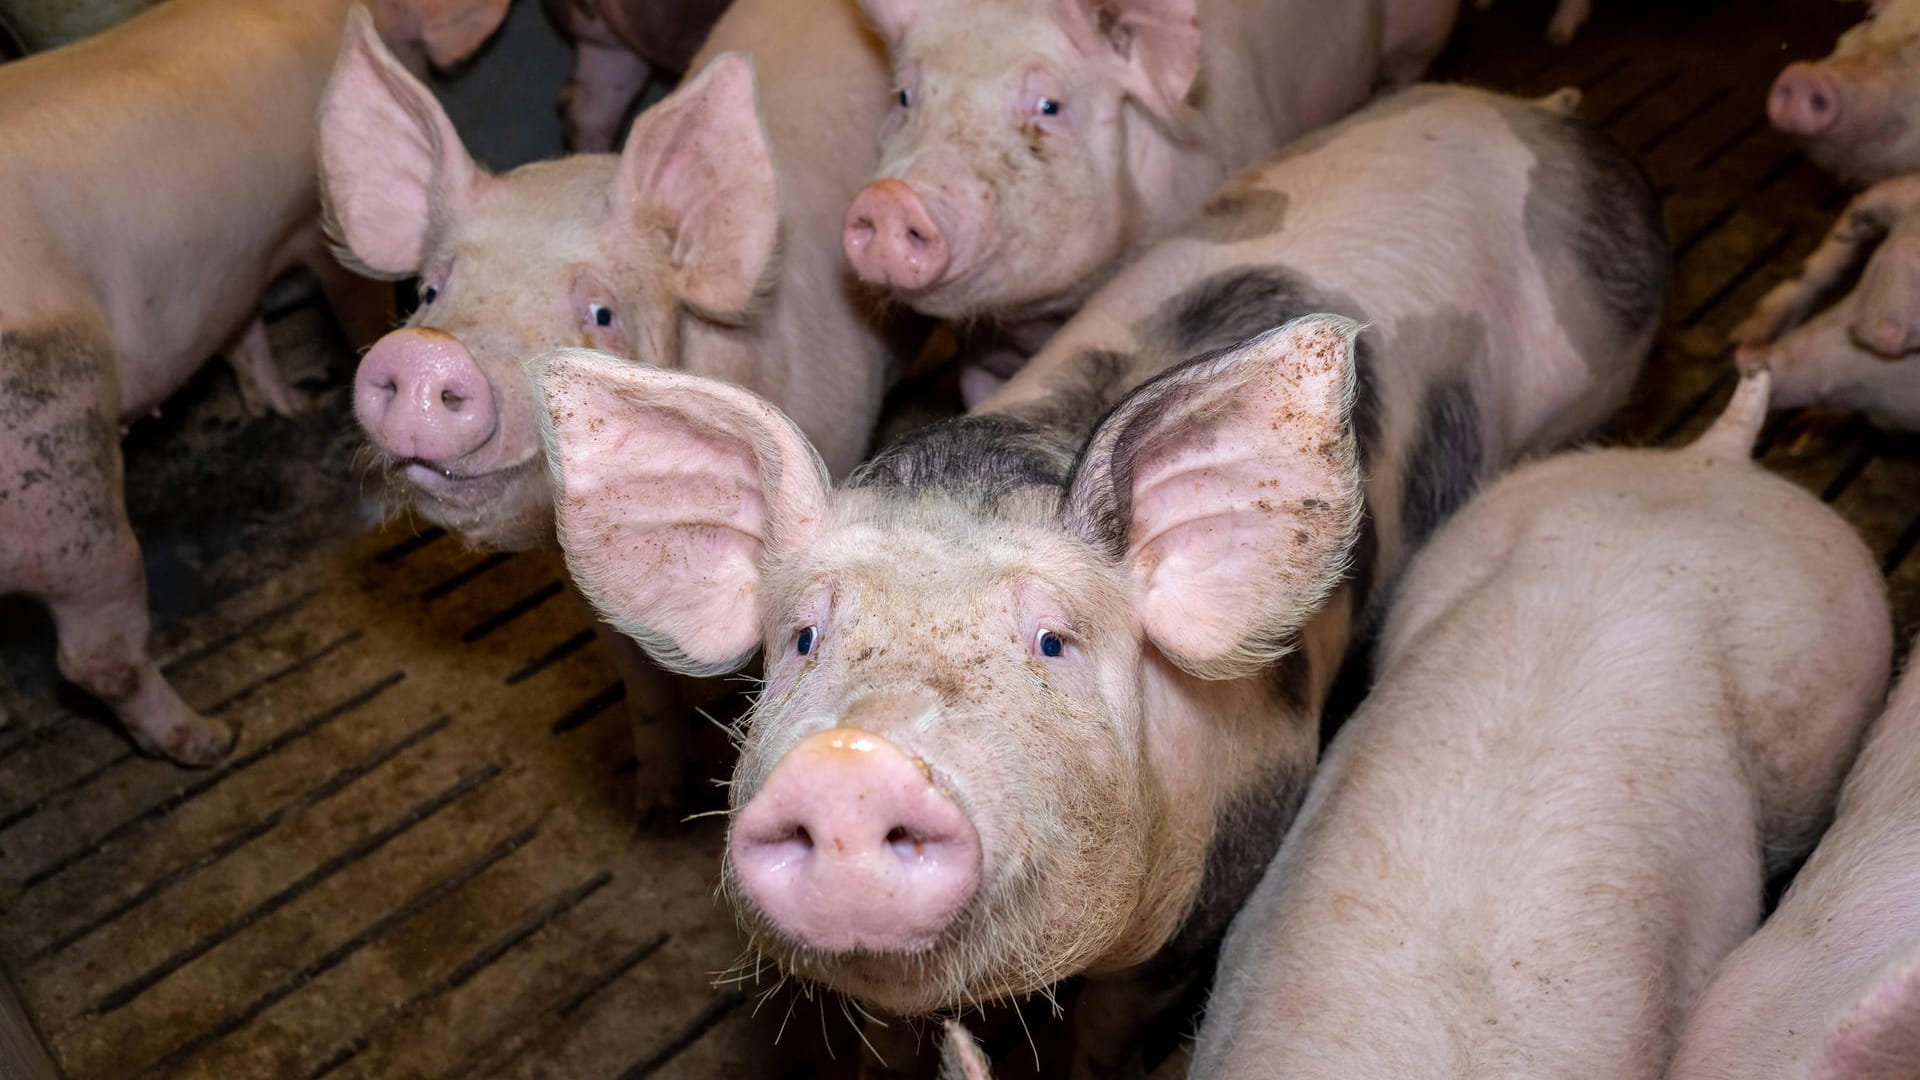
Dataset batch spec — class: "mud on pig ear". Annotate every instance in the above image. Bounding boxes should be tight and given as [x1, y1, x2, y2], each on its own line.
[531, 348, 831, 677]
[319, 4, 480, 277]
[1064, 314, 1365, 682]
[1058, 0, 1202, 124]
[1810, 945, 1920, 1080]
[616, 52, 783, 325]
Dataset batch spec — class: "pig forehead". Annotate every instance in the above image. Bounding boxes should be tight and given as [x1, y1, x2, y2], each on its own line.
[911, 1, 1074, 73]
[454, 161, 617, 253]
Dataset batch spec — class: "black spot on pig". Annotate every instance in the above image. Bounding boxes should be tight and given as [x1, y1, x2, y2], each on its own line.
[1, 325, 113, 432]
[996, 348, 1136, 438]
[1143, 267, 1317, 358]
[1146, 761, 1310, 983]
[1, 325, 122, 543]
[1400, 377, 1485, 547]
[1504, 101, 1668, 368]
[1182, 179, 1289, 245]
[851, 414, 1077, 501]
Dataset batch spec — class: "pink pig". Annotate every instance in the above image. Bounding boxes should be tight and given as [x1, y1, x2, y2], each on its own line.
[1192, 372, 1891, 1078]
[0, 0, 497, 765]
[321, 0, 898, 815]
[1767, 0, 1920, 184]
[840, 0, 1463, 329]
[1667, 642, 1920, 1080]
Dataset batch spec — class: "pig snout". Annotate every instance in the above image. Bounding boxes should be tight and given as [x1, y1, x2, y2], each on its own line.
[730, 727, 981, 954]
[843, 179, 951, 291]
[354, 328, 498, 465]
[1770, 62, 1841, 137]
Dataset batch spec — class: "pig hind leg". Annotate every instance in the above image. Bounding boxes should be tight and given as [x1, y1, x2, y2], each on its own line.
[594, 621, 719, 822]
[0, 325, 232, 764]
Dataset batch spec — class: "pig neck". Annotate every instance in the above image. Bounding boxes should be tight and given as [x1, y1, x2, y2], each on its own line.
[0, 0, 356, 419]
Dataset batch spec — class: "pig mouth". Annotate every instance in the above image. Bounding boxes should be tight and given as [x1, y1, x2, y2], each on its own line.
[378, 455, 552, 548]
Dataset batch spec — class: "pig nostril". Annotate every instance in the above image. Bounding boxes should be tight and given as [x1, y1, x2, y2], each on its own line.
[906, 227, 926, 248]
[1810, 90, 1831, 113]
[784, 824, 813, 851]
[885, 825, 927, 858]
[440, 388, 464, 411]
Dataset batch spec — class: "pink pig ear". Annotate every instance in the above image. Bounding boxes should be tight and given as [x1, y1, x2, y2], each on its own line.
[1060, 0, 1202, 122]
[407, 0, 511, 68]
[319, 4, 479, 277]
[1810, 946, 1920, 1080]
[1065, 315, 1365, 681]
[616, 52, 782, 324]
[938, 1020, 994, 1080]
[533, 348, 831, 676]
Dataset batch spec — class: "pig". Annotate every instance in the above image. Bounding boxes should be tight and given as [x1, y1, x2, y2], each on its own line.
[1471, 0, 1592, 45]
[0, 0, 497, 765]
[1766, 0, 1920, 185]
[1189, 371, 1892, 1078]
[541, 0, 734, 152]
[839, 0, 1464, 336]
[1731, 174, 1920, 430]
[320, 0, 897, 815]
[532, 84, 1666, 1071]
[1667, 645, 1920, 1080]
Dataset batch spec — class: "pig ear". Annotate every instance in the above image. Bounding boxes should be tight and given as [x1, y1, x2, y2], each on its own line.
[1064, 315, 1364, 681]
[319, 4, 479, 277]
[408, 0, 511, 68]
[533, 347, 831, 676]
[1810, 946, 1920, 1080]
[858, 0, 924, 42]
[616, 52, 782, 324]
[1061, 0, 1202, 121]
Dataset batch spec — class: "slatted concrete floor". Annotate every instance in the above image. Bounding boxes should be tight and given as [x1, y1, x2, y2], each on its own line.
[3, 0, 1915, 1076]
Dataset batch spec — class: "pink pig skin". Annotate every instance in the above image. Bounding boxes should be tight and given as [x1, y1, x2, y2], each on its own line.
[1668, 648, 1920, 1080]
[0, 0, 495, 765]
[541, 0, 734, 152]
[1193, 374, 1891, 1079]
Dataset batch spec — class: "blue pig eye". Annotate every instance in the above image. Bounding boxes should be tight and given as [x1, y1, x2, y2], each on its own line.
[1036, 629, 1064, 658]
[796, 626, 818, 656]
[1037, 97, 1061, 117]
[897, 88, 911, 108]
[421, 284, 439, 304]
[588, 302, 613, 327]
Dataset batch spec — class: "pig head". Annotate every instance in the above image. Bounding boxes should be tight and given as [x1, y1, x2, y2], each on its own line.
[1767, 0, 1920, 184]
[844, 0, 1212, 320]
[532, 315, 1364, 1014]
[319, 8, 780, 550]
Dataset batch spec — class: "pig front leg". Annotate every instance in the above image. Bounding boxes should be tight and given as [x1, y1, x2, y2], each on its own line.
[1546, 0, 1590, 44]
[224, 316, 308, 419]
[560, 38, 653, 152]
[594, 620, 699, 822]
[1733, 177, 1920, 351]
[1, 325, 233, 764]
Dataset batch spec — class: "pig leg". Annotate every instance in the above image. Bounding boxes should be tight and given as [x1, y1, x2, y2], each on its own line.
[1850, 209, 1920, 355]
[1, 325, 231, 764]
[224, 316, 308, 419]
[1734, 177, 1920, 349]
[1069, 976, 1183, 1080]
[595, 621, 696, 822]
[561, 39, 652, 153]
[1546, 0, 1590, 43]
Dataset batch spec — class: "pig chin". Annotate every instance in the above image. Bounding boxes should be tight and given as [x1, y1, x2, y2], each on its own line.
[378, 455, 554, 551]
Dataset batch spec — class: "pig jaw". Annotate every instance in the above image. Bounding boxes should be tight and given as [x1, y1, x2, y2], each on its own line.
[719, 497, 1171, 1015]
[854, 5, 1135, 320]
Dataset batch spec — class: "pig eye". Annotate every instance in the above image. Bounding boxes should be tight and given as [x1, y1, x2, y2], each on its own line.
[796, 626, 818, 656]
[896, 88, 911, 108]
[587, 302, 613, 327]
[1036, 97, 1061, 117]
[421, 284, 439, 304]
[1034, 628, 1065, 659]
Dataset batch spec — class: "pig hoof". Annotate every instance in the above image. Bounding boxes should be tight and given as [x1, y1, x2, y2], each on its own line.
[136, 716, 237, 767]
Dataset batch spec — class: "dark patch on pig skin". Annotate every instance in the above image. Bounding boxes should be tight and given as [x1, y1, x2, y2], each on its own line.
[1399, 376, 1486, 548]
[1142, 266, 1318, 360]
[1140, 760, 1311, 988]
[1503, 101, 1669, 362]
[0, 325, 122, 552]
[850, 414, 1079, 502]
[1182, 180, 1289, 245]
[995, 348, 1136, 438]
